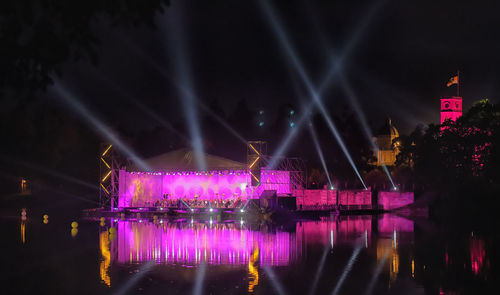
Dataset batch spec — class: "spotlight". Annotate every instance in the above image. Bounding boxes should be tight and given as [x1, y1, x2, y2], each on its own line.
[209, 208, 213, 212]
[259, 121, 264, 127]
[52, 84, 150, 171]
[257, 0, 382, 189]
[191, 208, 194, 212]
[240, 209, 245, 213]
[393, 186, 398, 191]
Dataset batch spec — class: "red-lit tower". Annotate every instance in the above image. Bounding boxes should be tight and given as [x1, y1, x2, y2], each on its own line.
[440, 96, 462, 124]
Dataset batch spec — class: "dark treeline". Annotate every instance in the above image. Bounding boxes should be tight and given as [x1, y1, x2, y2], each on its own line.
[394, 99, 500, 218]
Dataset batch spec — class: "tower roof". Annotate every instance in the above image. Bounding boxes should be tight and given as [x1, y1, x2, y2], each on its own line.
[376, 118, 399, 139]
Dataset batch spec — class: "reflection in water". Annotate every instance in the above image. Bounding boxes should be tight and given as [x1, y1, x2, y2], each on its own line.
[20, 221, 26, 244]
[248, 246, 259, 293]
[101, 214, 423, 293]
[470, 235, 486, 276]
[116, 221, 295, 266]
[99, 231, 111, 287]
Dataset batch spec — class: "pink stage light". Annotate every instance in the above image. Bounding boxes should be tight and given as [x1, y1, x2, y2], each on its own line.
[118, 169, 291, 208]
[115, 221, 295, 266]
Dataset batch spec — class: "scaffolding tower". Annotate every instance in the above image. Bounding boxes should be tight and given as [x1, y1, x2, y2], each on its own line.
[261, 156, 306, 190]
[99, 143, 120, 209]
[247, 141, 267, 186]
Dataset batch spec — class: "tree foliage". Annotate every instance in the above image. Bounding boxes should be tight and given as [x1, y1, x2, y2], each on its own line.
[396, 99, 500, 191]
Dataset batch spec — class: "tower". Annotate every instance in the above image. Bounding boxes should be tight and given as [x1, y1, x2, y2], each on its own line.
[440, 96, 462, 124]
[373, 118, 400, 166]
[247, 141, 267, 186]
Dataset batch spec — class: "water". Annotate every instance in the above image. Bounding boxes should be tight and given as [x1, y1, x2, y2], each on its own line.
[2, 213, 496, 294]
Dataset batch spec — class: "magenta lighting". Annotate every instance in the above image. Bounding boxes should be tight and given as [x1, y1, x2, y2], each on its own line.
[118, 169, 290, 207]
[116, 221, 294, 266]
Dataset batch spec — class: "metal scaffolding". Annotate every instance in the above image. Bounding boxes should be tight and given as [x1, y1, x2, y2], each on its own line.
[247, 141, 267, 186]
[261, 156, 306, 190]
[99, 143, 120, 209]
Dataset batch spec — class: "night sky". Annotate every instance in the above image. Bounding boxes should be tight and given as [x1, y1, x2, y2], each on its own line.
[32, 0, 500, 134]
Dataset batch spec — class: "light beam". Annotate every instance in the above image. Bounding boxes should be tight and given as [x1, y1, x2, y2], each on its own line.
[263, 266, 287, 295]
[52, 84, 150, 171]
[192, 263, 207, 295]
[258, 0, 383, 188]
[340, 77, 397, 189]
[331, 243, 363, 295]
[112, 261, 155, 295]
[363, 250, 389, 295]
[308, 245, 330, 295]
[308, 122, 334, 189]
[162, 5, 207, 171]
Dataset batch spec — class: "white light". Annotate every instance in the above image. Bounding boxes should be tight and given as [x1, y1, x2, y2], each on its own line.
[209, 208, 213, 212]
[191, 209, 194, 212]
[240, 209, 245, 213]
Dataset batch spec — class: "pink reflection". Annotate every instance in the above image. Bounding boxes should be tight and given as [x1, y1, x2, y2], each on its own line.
[296, 215, 414, 247]
[115, 221, 295, 266]
[378, 215, 414, 233]
[470, 235, 486, 275]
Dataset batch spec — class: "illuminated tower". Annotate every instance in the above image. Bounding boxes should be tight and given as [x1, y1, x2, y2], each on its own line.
[440, 96, 462, 124]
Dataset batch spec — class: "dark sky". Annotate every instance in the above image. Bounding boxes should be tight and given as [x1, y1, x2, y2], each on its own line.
[55, 0, 500, 134]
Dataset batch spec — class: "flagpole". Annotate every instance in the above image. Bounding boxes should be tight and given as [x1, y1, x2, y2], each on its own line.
[457, 70, 460, 97]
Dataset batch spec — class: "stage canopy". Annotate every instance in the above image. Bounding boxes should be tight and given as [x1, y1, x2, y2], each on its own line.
[129, 148, 247, 172]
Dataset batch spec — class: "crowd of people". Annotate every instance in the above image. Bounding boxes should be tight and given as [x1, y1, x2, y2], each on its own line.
[149, 195, 246, 209]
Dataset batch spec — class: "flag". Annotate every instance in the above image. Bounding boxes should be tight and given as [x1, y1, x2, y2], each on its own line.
[447, 75, 458, 87]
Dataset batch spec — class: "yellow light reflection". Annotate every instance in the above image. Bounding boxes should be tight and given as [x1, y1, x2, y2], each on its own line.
[20, 221, 26, 244]
[100, 231, 111, 287]
[377, 239, 399, 286]
[391, 252, 399, 283]
[102, 145, 112, 157]
[411, 259, 415, 278]
[248, 246, 259, 293]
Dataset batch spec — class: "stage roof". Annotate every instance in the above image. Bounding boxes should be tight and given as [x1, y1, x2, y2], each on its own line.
[129, 148, 247, 172]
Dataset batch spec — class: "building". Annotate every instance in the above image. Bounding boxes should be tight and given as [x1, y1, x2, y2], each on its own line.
[373, 118, 400, 166]
[440, 96, 462, 124]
